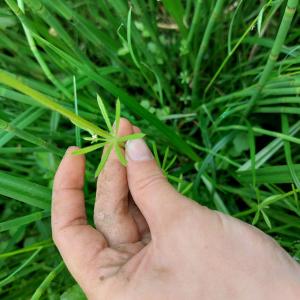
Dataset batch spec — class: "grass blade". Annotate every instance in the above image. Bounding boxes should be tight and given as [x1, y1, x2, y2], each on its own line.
[0, 171, 51, 210]
[73, 76, 81, 147]
[0, 211, 50, 232]
[31, 261, 64, 300]
[237, 165, 300, 184]
[281, 114, 300, 188]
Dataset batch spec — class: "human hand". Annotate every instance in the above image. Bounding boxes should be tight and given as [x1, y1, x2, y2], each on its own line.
[52, 118, 300, 300]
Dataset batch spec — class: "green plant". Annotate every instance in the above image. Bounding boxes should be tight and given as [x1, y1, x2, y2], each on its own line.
[73, 96, 144, 176]
[152, 142, 193, 195]
[1, 0, 300, 298]
[0, 71, 144, 176]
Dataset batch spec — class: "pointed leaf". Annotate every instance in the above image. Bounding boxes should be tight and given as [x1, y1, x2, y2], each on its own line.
[97, 94, 112, 132]
[114, 144, 127, 166]
[168, 174, 185, 183]
[258, 7, 264, 37]
[72, 143, 106, 155]
[261, 209, 272, 229]
[95, 143, 113, 177]
[162, 147, 169, 170]
[73, 75, 81, 147]
[118, 133, 145, 142]
[127, 7, 141, 69]
[252, 210, 260, 225]
[165, 155, 177, 172]
[115, 98, 121, 133]
[182, 182, 193, 195]
[152, 142, 161, 168]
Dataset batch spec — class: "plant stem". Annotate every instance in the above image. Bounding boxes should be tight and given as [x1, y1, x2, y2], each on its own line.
[191, 0, 225, 106]
[31, 261, 64, 300]
[0, 69, 109, 138]
[187, 0, 203, 47]
[244, 0, 299, 115]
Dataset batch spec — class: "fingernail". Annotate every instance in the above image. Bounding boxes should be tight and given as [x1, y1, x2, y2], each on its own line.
[126, 139, 154, 161]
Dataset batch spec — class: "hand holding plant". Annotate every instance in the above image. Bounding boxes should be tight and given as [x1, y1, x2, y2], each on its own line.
[52, 119, 300, 300]
[72, 95, 144, 177]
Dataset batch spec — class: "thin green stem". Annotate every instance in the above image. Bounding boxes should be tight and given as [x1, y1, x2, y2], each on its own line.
[0, 248, 41, 287]
[191, 0, 225, 105]
[73, 76, 81, 147]
[0, 70, 109, 138]
[187, 0, 203, 47]
[245, 0, 299, 115]
[31, 261, 64, 300]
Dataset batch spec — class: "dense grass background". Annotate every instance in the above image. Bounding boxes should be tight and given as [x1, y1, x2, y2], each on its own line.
[1, 0, 300, 298]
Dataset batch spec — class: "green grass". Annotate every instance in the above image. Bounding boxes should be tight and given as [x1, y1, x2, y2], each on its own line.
[1, 0, 300, 298]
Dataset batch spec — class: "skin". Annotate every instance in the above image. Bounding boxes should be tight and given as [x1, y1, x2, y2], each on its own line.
[52, 118, 300, 300]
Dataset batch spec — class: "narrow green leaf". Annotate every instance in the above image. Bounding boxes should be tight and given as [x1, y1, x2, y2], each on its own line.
[281, 114, 300, 188]
[0, 211, 49, 232]
[218, 125, 300, 145]
[239, 121, 300, 171]
[237, 165, 300, 184]
[258, 6, 264, 36]
[127, 7, 140, 69]
[261, 209, 272, 229]
[181, 182, 193, 195]
[0, 107, 44, 147]
[201, 175, 229, 214]
[118, 133, 145, 142]
[165, 155, 177, 172]
[0, 171, 51, 210]
[252, 210, 260, 225]
[162, 147, 169, 170]
[73, 75, 81, 147]
[72, 143, 106, 155]
[95, 144, 113, 177]
[0, 248, 41, 288]
[152, 142, 161, 168]
[97, 94, 112, 132]
[114, 98, 121, 133]
[114, 144, 127, 166]
[31, 261, 64, 300]
[0, 118, 63, 156]
[0, 240, 53, 259]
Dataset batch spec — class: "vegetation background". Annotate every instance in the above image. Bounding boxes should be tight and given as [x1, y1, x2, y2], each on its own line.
[1, 0, 300, 298]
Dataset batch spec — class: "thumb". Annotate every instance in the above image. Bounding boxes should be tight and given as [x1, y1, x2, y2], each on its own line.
[125, 135, 182, 234]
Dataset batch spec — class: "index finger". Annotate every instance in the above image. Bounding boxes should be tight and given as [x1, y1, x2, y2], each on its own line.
[52, 146, 107, 292]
